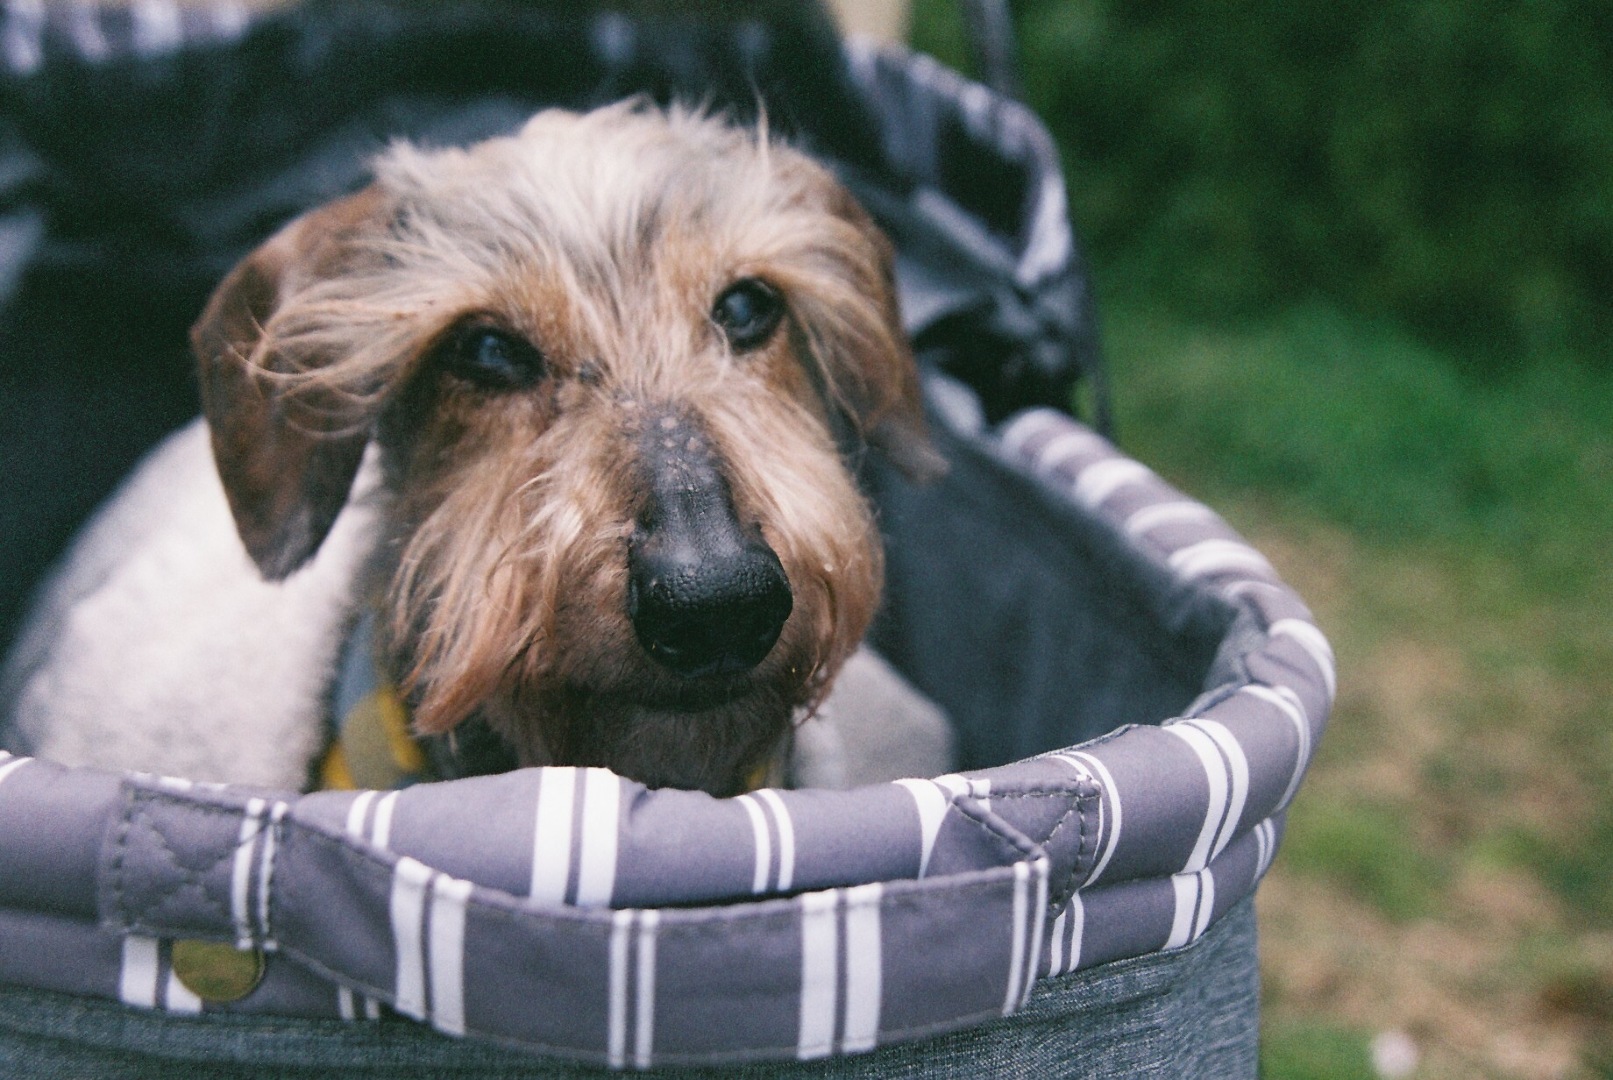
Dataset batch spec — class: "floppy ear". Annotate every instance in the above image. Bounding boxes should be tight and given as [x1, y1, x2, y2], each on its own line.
[191, 188, 388, 581]
[817, 184, 947, 483]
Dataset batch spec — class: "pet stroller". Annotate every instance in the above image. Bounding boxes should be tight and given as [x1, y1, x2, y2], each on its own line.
[0, 3, 1331, 1076]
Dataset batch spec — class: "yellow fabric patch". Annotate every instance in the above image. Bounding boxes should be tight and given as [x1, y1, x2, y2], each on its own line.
[318, 685, 427, 792]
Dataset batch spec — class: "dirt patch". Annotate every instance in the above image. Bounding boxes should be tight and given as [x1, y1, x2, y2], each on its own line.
[1237, 510, 1613, 1078]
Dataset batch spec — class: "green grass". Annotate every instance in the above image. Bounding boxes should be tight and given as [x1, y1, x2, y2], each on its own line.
[1260, 1021, 1378, 1080]
[1105, 299, 1613, 579]
[1095, 294, 1613, 1074]
[1276, 796, 1445, 922]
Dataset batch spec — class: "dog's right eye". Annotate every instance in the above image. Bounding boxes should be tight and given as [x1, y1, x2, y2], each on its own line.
[437, 325, 547, 390]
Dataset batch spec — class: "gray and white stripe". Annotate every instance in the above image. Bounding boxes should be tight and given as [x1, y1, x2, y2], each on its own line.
[1243, 683, 1313, 811]
[1166, 718, 1251, 873]
[1052, 752, 1122, 886]
[118, 935, 202, 1015]
[389, 856, 475, 1036]
[1071, 458, 1153, 510]
[607, 908, 661, 1069]
[1252, 818, 1280, 881]
[1003, 858, 1049, 1013]
[1044, 891, 1085, 977]
[1270, 617, 1338, 703]
[1165, 868, 1216, 951]
[229, 798, 263, 948]
[128, 0, 182, 58]
[256, 801, 287, 949]
[1168, 539, 1275, 583]
[737, 787, 797, 894]
[341, 791, 396, 1019]
[530, 767, 621, 907]
[336, 985, 382, 1021]
[893, 778, 951, 879]
[1123, 499, 1218, 539]
[345, 789, 401, 852]
[65, 0, 111, 61]
[230, 797, 288, 949]
[797, 882, 884, 1059]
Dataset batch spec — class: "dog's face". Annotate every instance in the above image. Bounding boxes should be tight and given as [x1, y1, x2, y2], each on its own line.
[192, 104, 939, 795]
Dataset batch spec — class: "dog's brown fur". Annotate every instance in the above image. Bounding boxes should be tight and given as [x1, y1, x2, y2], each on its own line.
[190, 102, 940, 796]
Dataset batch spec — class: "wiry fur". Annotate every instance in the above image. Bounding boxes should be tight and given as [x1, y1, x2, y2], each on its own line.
[187, 102, 939, 795]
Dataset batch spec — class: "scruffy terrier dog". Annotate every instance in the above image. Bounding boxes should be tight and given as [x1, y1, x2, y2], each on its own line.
[0, 103, 942, 796]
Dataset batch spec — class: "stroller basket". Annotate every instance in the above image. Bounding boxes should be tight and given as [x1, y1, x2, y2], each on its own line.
[0, 4, 1329, 1076]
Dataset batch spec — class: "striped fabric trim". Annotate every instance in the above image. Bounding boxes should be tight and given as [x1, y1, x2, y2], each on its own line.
[797, 883, 885, 1060]
[226, 797, 288, 950]
[118, 936, 202, 1015]
[2, 0, 253, 75]
[230, 799, 265, 948]
[344, 788, 402, 854]
[606, 908, 661, 1068]
[1252, 818, 1280, 881]
[340, 791, 390, 1019]
[1003, 859, 1050, 1013]
[1072, 458, 1153, 510]
[893, 778, 950, 878]
[754, 789, 797, 894]
[998, 406, 1329, 982]
[1166, 719, 1251, 873]
[736, 788, 799, 895]
[530, 767, 621, 907]
[529, 768, 576, 904]
[389, 856, 477, 1036]
[1271, 618, 1338, 703]
[336, 985, 381, 1021]
[259, 802, 288, 947]
[1051, 751, 1123, 886]
[1123, 500, 1218, 538]
[1044, 890, 1085, 977]
[1165, 868, 1216, 950]
[1169, 539, 1276, 583]
[1243, 683, 1314, 811]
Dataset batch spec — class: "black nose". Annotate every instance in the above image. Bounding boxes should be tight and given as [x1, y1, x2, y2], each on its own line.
[629, 538, 793, 679]
[627, 413, 792, 679]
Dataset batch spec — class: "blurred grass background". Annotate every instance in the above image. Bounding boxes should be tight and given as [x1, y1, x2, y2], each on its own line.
[906, 2, 1613, 1077]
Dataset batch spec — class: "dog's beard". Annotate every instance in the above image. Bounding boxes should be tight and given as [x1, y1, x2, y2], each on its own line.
[481, 678, 804, 797]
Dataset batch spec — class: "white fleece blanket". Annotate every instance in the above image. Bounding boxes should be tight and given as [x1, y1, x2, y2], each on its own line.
[0, 419, 952, 791]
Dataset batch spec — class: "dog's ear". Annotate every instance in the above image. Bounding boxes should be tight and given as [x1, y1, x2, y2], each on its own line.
[192, 188, 387, 580]
[816, 185, 947, 483]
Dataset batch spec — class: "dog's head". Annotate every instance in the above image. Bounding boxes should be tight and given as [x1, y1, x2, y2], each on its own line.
[192, 102, 941, 794]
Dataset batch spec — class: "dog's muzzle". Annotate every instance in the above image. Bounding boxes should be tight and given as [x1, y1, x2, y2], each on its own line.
[627, 417, 792, 680]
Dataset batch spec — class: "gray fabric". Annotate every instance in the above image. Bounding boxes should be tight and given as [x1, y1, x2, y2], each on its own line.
[0, 899, 1258, 1080]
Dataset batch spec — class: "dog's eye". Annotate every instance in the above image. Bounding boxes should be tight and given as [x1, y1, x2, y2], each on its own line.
[438, 325, 546, 390]
[712, 279, 784, 352]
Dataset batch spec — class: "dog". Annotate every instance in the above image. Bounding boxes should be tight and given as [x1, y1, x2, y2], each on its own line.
[0, 102, 947, 797]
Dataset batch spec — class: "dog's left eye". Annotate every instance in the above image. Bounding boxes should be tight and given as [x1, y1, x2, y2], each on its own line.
[712, 279, 784, 352]
[437, 325, 547, 390]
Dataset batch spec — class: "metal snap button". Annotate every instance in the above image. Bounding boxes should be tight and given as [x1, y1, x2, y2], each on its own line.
[170, 939, 265, 1004]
